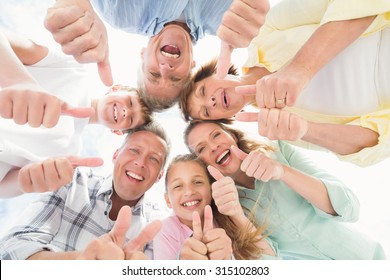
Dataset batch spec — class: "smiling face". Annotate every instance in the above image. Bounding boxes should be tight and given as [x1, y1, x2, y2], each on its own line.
[141, 24, 195, 102]
[165, 160, 212, 228]
[112, 131, 167, 205]
[97, 89, 146, 131]
[186, 122, 241, 177]
[188, 74, 253, 120]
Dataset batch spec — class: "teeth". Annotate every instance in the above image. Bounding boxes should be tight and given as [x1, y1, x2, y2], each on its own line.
[217, 150, 229, 164]
[114, 105, 118, 122]
[125, 171, 144, 181]
[182, 200, 200, 207]
[161, 51, 179, 59]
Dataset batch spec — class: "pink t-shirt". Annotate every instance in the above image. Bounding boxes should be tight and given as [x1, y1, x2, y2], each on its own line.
[152, 215, 193, 260]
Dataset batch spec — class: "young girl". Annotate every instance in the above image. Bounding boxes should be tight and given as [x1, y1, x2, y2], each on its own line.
[184, 120, 386, 260]
[152, 154, 277, 260]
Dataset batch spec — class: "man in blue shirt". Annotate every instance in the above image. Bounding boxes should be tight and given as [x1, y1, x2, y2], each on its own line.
[44, 0, 269, 110]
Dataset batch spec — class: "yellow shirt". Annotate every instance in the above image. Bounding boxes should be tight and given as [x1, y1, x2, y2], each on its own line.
[242, 0, 390, 167]
[244, 0, 390, 72]
[285, 107, 390, 167]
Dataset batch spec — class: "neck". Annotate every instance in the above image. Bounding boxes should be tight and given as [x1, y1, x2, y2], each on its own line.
[164, 21, 191, 35]
[109, 187, 140, 220]
[242, 66, 271, 85]
[232, 170, 255, 190]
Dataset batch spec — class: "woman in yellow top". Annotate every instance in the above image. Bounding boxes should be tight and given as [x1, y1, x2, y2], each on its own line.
[179, 0, 390, 167]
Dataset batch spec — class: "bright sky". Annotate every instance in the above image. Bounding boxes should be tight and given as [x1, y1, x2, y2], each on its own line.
[0, 0, 389, 257]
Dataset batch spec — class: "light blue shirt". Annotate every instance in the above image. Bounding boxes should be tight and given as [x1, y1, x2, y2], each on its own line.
[238, 141, 386, 260]
[91, 0, 232, 42]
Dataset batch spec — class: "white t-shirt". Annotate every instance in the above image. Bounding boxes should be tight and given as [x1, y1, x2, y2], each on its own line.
[0, 51, 90, 181]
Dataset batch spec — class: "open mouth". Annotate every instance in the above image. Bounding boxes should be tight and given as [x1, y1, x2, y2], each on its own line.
[182, 200, 200, 207]
[216, 149, 231, 165]
[125, 170, 144, 182]
[113, 104, 118, 122]
[222, 91, 229, 109]
[161, 45, 180, 59]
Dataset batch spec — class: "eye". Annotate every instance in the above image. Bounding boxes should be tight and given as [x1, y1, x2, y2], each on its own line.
[212, 132, 220, 138]
[194, 180, 204, 185]
[197, 146, 205, 154]
[173, 184, 182, 189]
[201, 86, 205, 97]
[129, 148, 138, 154]
[150, 156, 160, 164]
[151, 72, 161, 78]
[129, 98, 133, 107]
[170, 77, 181, 82]
[203, 107, 209, 118]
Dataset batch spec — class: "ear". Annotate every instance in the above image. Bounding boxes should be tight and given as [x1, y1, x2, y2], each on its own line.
[111, 129, 124, 136]
[191, 60, 196, 69]
[155, 170, 164, 183]
[140, 47, 146, 60]
[164, 192, 172, 209]
[112, 149, 119, 162]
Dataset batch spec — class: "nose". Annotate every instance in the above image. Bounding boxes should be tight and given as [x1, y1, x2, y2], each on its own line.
[160, 63, 174, 77]
[122, 107, 127, 119]
[208, 96, 217, 108]
[210, 141, 219, 152]
[183, 185, 195, 196]
[134, 154, 146, 168]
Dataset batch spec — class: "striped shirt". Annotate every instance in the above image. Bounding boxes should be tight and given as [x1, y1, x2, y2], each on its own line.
[91, 0, 232, 42]
[0, 169, 147, 260]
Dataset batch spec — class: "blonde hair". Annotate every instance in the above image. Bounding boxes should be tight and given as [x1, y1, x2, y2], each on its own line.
[165, 153, 268, 260]
[107, 84, 153, 133]
[184, 120, 275, 155]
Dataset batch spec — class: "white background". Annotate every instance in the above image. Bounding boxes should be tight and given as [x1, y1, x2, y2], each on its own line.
[0, 0, 389, 261]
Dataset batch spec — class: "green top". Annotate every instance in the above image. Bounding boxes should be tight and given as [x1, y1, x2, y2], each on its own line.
[238, 141, 386, 260]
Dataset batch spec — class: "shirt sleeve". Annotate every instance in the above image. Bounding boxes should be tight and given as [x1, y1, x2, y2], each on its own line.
[0, 187, 69, 260]
[243, 0, 390, 72]
[152, 217, 185, 260]
[277, 141, 360, 222]
[337, 110, 390, 167]
[285, 109, 390, 167]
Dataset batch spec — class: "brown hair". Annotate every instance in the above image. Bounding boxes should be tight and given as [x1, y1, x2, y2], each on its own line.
[178, 58, 239, 122]
[184, 120, 275, 155]
[165, 153, 268, 260]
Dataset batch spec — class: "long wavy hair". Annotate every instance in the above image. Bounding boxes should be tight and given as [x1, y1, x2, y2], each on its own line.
[165, 153, 268, 260]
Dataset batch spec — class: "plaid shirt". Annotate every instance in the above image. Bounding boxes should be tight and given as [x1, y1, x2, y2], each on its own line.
[0, 169, 146, 260]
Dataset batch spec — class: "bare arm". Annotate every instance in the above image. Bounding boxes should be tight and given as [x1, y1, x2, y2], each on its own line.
[0, 31, 38, 86]
[287, 16, 376, 85]
[4, 30, 48, 65]
[303, 122, 379, 155]
[27, 251, 81, 260]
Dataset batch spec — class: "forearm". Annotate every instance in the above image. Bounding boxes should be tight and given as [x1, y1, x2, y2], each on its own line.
[28, 250, 81, 260]
[303, 122, 379, 155]
[0, 169, 23, 198]
[0, 31, 38, 86]
[280, 165, 337, 215]
[286, 16, 376, 81]
[4, 30, 48, 65]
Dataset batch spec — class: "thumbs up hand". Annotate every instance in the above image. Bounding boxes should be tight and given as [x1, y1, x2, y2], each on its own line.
[18, 155, 104, 193]
[231, 145, 284, 182]
[207, 165, 243, 219]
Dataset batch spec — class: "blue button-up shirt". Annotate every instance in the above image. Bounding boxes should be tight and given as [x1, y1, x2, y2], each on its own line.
[91, 0, 232, 42]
